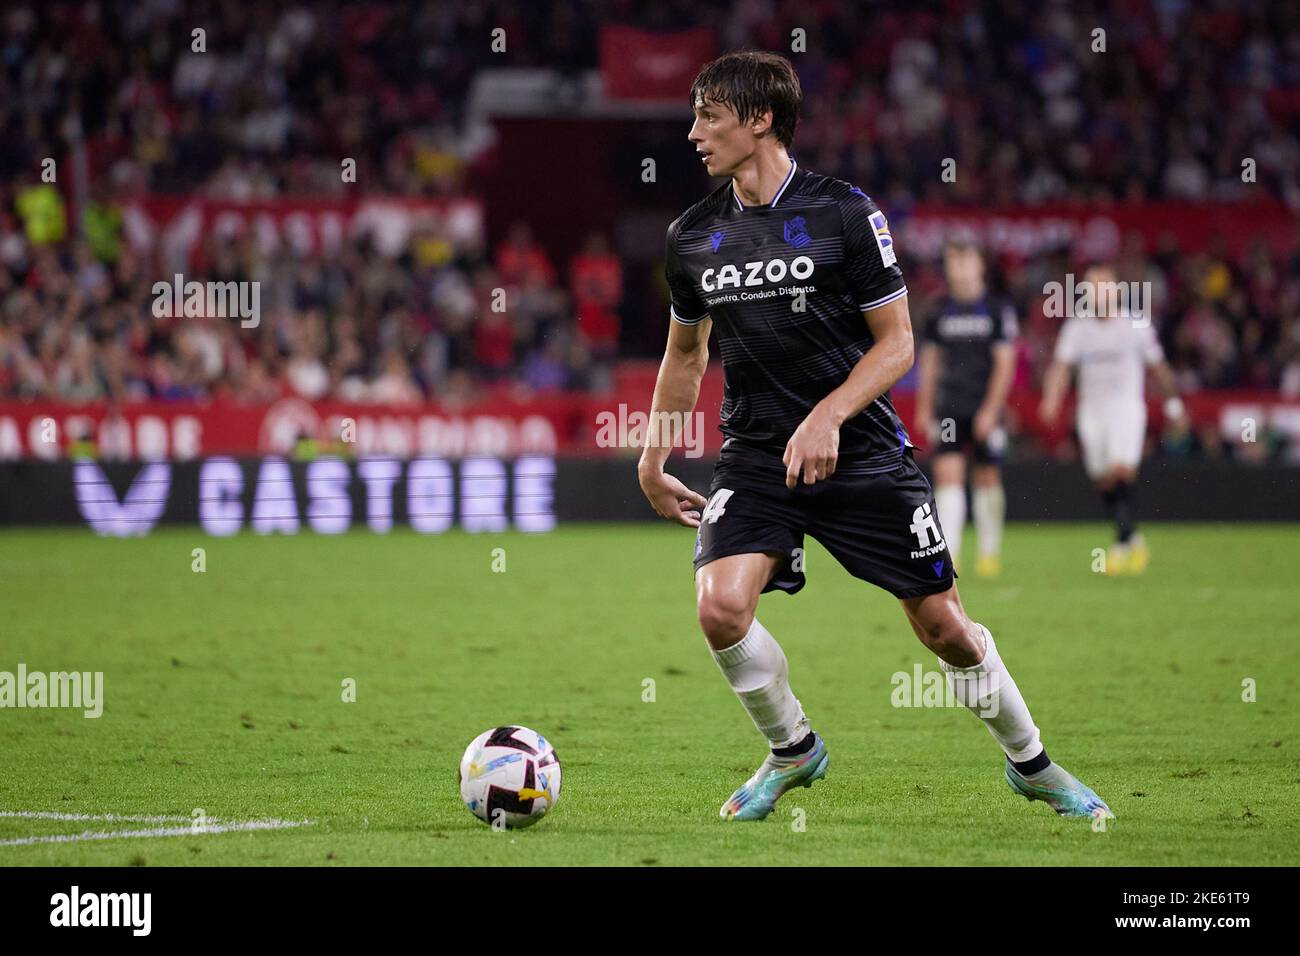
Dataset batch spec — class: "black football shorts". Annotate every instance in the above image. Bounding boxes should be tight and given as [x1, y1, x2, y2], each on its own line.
[692, 439, 957, 599]
[933, 412, 1006, 464]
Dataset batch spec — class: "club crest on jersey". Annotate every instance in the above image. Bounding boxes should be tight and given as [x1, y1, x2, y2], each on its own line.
[869, 211, 897, 267]
[782, 216, 812, 249]
[710, 231, 726, 253]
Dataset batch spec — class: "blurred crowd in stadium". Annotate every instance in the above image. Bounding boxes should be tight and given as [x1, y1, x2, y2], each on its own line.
[1, 0, 1298, 420]
[0, 221, 622, 403]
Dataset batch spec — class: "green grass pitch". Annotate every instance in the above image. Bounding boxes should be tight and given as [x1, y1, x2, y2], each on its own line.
[1, 523, 1296, 866]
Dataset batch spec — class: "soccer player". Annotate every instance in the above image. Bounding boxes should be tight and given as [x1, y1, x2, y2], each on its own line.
[637, 51, 1112, 822]
[1039, 263, 1186, 574]
[915, 240, 1017, 577]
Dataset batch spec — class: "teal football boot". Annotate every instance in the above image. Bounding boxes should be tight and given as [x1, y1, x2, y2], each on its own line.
[1004, 757, 1115, 819]
[720, 734, 829, 821]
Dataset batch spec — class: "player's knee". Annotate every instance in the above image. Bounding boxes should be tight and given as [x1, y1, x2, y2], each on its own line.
[696, 591, 755, 646]
[916, 610, 980, 665]
[934, 455, 963, 486]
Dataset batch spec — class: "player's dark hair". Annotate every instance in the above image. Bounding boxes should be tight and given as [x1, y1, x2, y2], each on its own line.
[689, 51, 801, 148]
[943, 237, 984, 257]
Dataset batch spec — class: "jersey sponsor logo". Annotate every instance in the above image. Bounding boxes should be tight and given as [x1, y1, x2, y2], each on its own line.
[710, 230, 726, 253]
[701, 256, 815, 292]
[783, 216, 812, 249]
[908, 502, 947, 558]
[869, 211, 897, 267]
[938, 313, 995, 337]
[1078, 348, 1127, 364]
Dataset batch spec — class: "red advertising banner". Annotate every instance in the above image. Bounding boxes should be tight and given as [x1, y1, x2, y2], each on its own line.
[901, 200, 1299, 260]
[599, 26, 715, 101]
[120, 196, 484, 269]
[611, 363, 1300, 457]
[0, 396, 582, 461]
[2, 385, 1295, 461]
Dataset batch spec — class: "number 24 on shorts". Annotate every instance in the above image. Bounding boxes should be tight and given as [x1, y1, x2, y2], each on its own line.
[701, 488, 735, 525]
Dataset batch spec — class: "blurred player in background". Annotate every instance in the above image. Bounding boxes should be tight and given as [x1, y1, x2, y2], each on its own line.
[916, 241, 1017, 577]
[1039, 264, 1186, 574]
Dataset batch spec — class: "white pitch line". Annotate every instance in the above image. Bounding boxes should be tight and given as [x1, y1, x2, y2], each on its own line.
[0, 818, 313, 847]
[0, 811, 208, 824]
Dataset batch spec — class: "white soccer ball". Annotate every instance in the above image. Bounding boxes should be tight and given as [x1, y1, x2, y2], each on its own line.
[458, 725, 562, 829]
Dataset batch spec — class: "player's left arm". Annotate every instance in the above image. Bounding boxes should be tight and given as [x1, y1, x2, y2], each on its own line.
[1145, 326, 1186, 422]
[784, 296, 913, 488]
[974, 305, 1017, 441]
[783, 187, 909, 489]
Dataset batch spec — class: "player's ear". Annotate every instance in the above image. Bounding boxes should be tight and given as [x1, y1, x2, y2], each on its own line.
[751, 108, 773, 138]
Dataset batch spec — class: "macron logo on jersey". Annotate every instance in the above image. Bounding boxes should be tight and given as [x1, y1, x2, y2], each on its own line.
[869, 211, 897, 267]
[710, 231, 726, 253]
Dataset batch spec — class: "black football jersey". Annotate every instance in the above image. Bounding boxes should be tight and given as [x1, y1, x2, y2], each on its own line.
[664, 160, 910, 471]
[921, 295, 1018, 417]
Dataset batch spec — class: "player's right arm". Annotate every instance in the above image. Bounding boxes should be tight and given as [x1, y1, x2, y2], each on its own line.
[637, 316, 712, 527]
[1038, 360, 1069, 425]
[1039, 319, 1078, 425]
[915, 316, 940, 443]
[638, 222, 712, 528]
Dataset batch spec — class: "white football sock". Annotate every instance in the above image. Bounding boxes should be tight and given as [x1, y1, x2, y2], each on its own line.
[934, 485, 966, 566]
[972, 484, 1005, 558]
[938, 623, 1042, 763]
[710, 618, 809, 750]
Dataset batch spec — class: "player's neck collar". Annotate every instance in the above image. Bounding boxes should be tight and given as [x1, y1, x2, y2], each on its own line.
[731, 158, 797, 211]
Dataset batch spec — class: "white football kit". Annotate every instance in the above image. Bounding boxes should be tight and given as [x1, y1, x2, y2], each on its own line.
[1054, 312, 1164, 478]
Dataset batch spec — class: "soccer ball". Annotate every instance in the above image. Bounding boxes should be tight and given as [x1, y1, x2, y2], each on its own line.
[458, 725, 561, 829]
